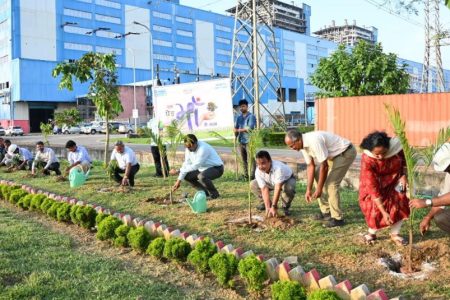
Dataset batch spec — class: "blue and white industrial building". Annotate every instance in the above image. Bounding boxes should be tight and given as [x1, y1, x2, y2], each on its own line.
[0, 0, 448, 132]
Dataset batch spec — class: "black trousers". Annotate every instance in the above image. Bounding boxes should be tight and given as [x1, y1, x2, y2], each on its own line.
[184, 165, 224, 198]
[113, 164, 140, 187]
[239, 143, 256, 180]
[35, 161, 61, 175]
[150, 145, 170, 177]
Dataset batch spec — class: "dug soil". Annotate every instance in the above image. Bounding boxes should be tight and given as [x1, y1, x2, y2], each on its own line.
[226, 215, 297, 231]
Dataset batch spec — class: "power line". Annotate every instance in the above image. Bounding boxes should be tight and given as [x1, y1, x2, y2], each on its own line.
[363, 0, 423, 27]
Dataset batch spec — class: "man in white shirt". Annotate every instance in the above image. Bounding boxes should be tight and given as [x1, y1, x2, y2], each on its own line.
[6, 144, 33, 170]
[109, 141, 140, 187]
[32, 141, 61, 176]
[251, 150, 296, 217]
[0, 139, 12, 166]
[410, 143, 450, 234]
[285, 129, 356, 227]
[149, 117, 169, 177]
[171, 134, 224, 199]
[65, 140, 92, 174]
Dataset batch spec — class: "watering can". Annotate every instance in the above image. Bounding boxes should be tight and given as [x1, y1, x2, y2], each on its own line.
[185, 191, 207, 214]
[69, 166, 90, 188]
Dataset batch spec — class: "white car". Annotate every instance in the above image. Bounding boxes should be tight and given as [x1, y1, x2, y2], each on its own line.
[118, 124, 134, 134]
[81, 122, 102, 134]
[5, 126, 24, 136]
[62, 125, 81, 134]
[0, 127, 5, 136]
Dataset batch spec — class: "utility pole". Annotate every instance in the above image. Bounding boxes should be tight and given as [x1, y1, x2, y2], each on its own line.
[420, 0, 430, 93]
[433, 0, 445, 92]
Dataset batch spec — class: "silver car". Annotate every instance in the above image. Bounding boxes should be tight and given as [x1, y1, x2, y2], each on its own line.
[62, 125, 81, 134]
[5, 126, 24, 136]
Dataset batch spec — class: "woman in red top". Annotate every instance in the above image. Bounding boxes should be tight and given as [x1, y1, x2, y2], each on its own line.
[359, 131, 410, 246]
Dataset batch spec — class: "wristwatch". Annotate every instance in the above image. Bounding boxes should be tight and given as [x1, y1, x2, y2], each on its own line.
[425, 199, 433, 207]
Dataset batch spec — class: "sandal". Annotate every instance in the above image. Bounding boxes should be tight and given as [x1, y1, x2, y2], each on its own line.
[363, 233, 377, 245]
[390, 234, 408, 247]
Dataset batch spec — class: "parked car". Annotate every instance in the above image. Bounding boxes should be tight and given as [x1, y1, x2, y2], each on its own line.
[80, 122, 102, 134]
[0, 127, 5, 136]
[100, 121, 123, 133]
[5, 126, 24, 136]
[62, 125, 81, 134]
[118, 123, 134, 134]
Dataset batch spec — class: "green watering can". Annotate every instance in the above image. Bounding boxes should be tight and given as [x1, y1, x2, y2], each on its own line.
[185, 191, 207, 214]
[69, 166, 90, 188]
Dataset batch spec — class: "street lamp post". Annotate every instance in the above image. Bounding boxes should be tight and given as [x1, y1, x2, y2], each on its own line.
[132, 21, 154, 83]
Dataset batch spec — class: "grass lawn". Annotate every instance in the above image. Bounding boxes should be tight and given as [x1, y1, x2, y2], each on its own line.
[1, 164, 449, 298]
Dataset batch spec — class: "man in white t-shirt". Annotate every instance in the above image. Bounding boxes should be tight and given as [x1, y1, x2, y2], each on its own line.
[285, 129, 356, 227]
[109, 141, 140, 187]
[251, 150, 296, 217]
[410, 143, 450, 234]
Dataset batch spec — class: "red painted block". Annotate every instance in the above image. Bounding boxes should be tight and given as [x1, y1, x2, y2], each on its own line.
[216, 240, 225, 250]
[180, 232, 190, 239]
[256, 254, 265, 262]
[277, 261, 291, 281]
[302, 269, 321, 290]
[232, 247, 244, 258]
[367, 289, 388, 300]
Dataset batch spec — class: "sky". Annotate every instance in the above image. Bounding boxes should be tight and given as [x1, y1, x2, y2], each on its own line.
[181, 0, 450, 69]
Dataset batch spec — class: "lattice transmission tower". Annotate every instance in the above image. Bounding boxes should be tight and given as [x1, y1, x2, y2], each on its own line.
[228, 0, 286, 129]
[420, 0, 431, 92]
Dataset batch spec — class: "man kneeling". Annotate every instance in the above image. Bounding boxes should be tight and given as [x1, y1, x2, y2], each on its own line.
[251, 150, 296, 217]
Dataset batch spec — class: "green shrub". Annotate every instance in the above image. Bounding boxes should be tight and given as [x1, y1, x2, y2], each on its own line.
[9, 189, 27, 205]
[1, 185, 20, 201]
[40, 198, 55, 213]
[114, 225, 131, 247]
[47, 202, 63, 219]
[75, 206, 97, 229]
[96, 216, 123, 241]
[163, 238, 192, 262]
[208, 253, 238, 287]
[127, 227, 151, 252]
[187, 237, 217, 273]
[17, 194, 34, 210]
[69, 205, 82, 225]
[238, 255, 268, 292]
[307, 289, 341, 300]
[146, 237, 166, 258]
[95, 213, 109, 225]
[272, 281, 307, 300]
[298, 125, 314, 133]
[30, 194, 47, 210]
[57, 203, 72, 222]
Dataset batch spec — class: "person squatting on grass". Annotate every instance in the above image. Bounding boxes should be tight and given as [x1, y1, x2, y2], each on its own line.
[5, 144, 33, 171]
[410, 143, 450, 234]
[65, 140, 92, 175]
[234, 99, 257, 180]
[32, 141, 61, 176]
[285, 129, 357, 227]
[251, 150, 296, 217]
[358, 131, 410, 246]
[171, 134, 224, 199]
[0, 139, 12, 166]
[109, 141, 140, 187]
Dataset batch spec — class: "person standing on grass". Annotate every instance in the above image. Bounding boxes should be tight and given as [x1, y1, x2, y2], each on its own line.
[170, 134, 224, 199]
[109, 141, 140, 187]
[6, 144, 33, 170]
[65, 140, 92, 175]
[234, 99, 257, 180]
[31, 141, 61, 176]
[251, 150, 296, 217]
[149, 116, 169, 177]
[284, 129, 356, 227]
[358, 132, 410, 246]
[410, 143, 450, 234]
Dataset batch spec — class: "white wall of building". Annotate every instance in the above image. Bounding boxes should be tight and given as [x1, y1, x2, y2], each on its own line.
[14, 102, 28, 120]
[195, 20, 214, 75]
[124, 5, 151, 70]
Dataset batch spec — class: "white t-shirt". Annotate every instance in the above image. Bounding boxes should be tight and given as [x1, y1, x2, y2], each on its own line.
[68, 145, 92, 165]
[178, 141, 223, 180]
[110, 146, 138, 170]
[301, 131, 351, 164]
[255, 160, 293, 189]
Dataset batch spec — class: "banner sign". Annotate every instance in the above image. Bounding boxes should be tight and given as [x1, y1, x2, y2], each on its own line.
[153, 78, 234, 132]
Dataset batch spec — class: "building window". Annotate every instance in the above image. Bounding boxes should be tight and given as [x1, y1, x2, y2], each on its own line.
[288, 88, 297, 102]
[234, 63, 248, 70]
[96, 46, 121, 55]
[177, 56, 194, 64]
[153, 11, 171, 20]
[177, 29, 193, 37]
[64, 42, 93, 52]
[283, 49, 294, 56]
[276, 88, 285, 102]
[217, 61, 230, 68]
[283, 70, 295, 77]
[63, 8, 92, 19]
[216, 37, 230, 44]
[217, 49, 231, 56]
[176, 43, 193, 50]
[307, 54, 317, 60]
[64, 25, 90, 35]
[216, 25, 231, 33]
[96, 30, 120, 39]
[76, 0, 92, 3]
[153, 54, 174, 61]
[175, 16, 192, 24]
[153, 39, 172, 47]
[95, 14, 121, 24]
[95, 0, 121, 9]
[153, 25, 172, 34]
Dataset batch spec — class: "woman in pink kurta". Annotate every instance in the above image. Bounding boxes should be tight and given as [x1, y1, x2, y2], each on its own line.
[359, 131, 410, 246]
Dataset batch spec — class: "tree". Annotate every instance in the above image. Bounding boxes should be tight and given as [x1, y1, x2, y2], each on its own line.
[54, 108, 81, 128]
[40, 122, 53, 146]
[311, 41, 410, 98]
[52, 52, 123, 164]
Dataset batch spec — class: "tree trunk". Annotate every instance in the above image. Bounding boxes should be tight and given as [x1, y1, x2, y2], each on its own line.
[104, 113, 110, 166]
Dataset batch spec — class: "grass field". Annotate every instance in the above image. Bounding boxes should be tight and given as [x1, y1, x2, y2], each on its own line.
[1, 164, 449, 298]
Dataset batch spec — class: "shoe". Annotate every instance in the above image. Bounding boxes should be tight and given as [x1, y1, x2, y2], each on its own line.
[210, 193, 220, 200]
[256, 203, 265, 211]
[323, 218, 345, 228]
[312, 212, 331, 221]
[283, 207, 291, 216]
